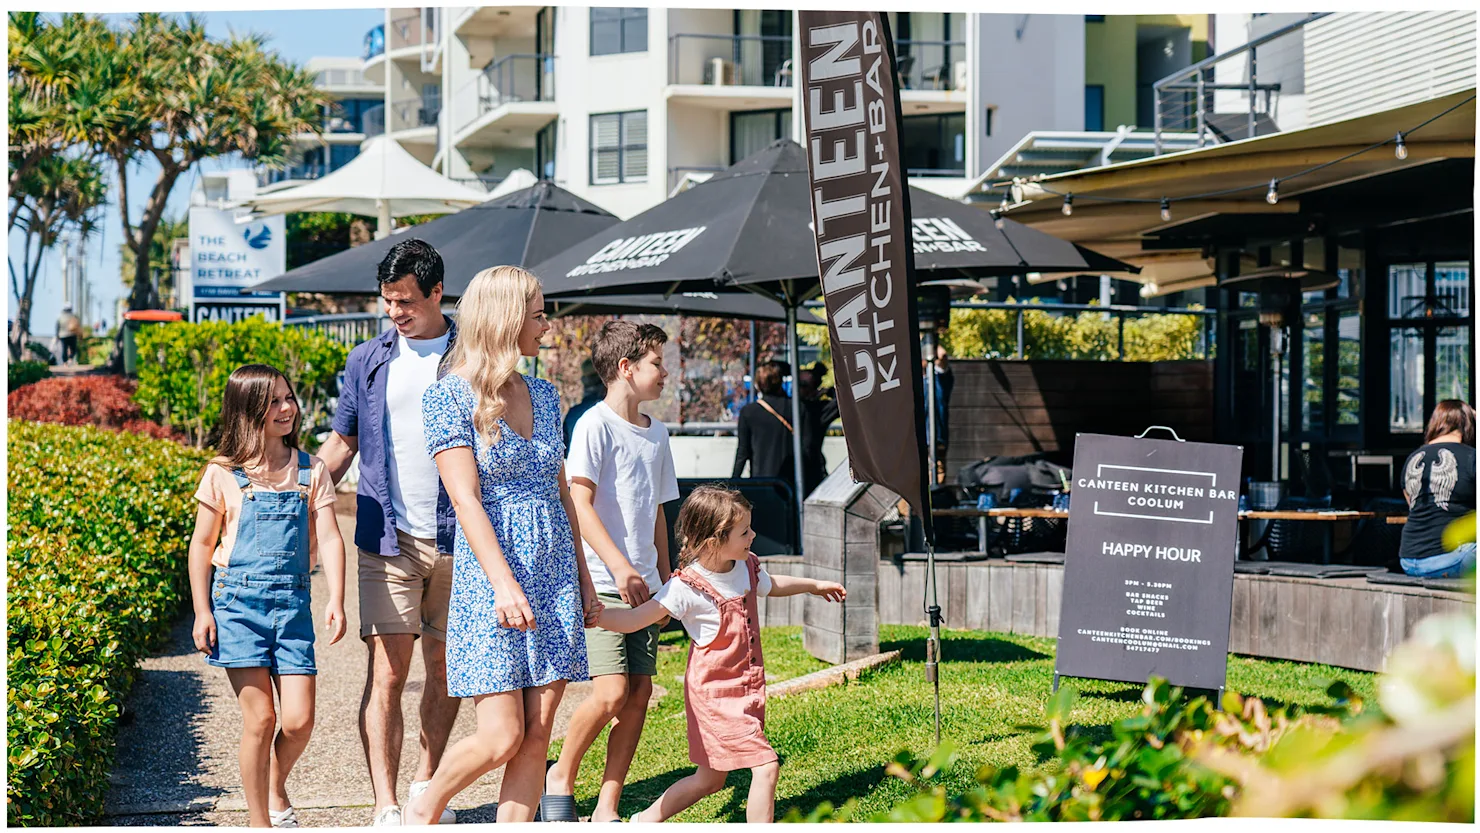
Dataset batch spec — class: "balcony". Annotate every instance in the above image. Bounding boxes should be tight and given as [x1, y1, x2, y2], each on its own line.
[258, 164, 327, 189]
[391, 95, 440, 141]
[895, 39, 966, 91]
[388, 11, 429, 53]
[666, 33, 795, 111]
[1151, 13, 1329, 154]
[451, 173, 507, 194]
[315, 67, 378, 91]
[452, 54, 557, 147]
[363, 104, 386, 139]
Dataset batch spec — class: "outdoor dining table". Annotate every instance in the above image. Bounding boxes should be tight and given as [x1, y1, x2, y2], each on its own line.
[932, 506, 1408, 563]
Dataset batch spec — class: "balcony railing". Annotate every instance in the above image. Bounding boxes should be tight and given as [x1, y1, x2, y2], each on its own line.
[392, 97, 439, 131]
[895, 39, 966, 91]
[363, 24, 385, 60]
[906, 167, 967, 178]
[463, 54, 555, 129]
[452, 174, 506, 193]
[259, 164, 327, 187]
[363, 104, 386, 138]
[1152, 13, 1330, 154]
[668, 33, 795, 87]
[315, 67, 376, 88]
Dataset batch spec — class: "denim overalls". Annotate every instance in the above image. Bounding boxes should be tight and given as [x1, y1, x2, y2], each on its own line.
[208, 451, 317, 675]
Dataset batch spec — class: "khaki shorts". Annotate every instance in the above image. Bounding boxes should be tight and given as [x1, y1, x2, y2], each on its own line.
[585, 594, 659, 677]
[358, 529, 453, 641]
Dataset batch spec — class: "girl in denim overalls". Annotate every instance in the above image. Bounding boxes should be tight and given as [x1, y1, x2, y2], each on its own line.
[597, 485, 846, 822]
[188, 365, 347, 828]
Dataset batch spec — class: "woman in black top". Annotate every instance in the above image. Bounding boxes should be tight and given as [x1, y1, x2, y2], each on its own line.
[1399, 399, 1477, 578]
[733, 360, 799, 486]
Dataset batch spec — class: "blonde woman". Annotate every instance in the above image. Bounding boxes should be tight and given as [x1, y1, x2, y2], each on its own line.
[407, 266, 602, 824]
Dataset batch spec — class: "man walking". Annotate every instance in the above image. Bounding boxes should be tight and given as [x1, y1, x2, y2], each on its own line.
[56, 305, 81, 365]
[319, 239, 460, 826]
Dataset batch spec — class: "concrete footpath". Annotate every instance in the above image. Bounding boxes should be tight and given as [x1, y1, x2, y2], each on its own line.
[105, 500, 615, 827]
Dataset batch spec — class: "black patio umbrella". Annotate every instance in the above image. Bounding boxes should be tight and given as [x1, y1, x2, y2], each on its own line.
[532, 139, 1137, 306]
[549, 291, 823, 322]
[249, 181, 621, 297]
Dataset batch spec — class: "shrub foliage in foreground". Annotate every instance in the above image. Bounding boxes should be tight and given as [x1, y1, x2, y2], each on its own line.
[7, 359, 51, 391]
[6, 421, 210, 826]
[7, 374, 180, 440]
[792, 614, 1474, 823]
[132, 316, 347, 448]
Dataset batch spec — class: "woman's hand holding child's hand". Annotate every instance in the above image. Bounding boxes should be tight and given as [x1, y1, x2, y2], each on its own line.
[813, 581, 847, 603]
[193, 612, 217, 654]
[582, 588, 605, 628]
[324, 602, 347, 645]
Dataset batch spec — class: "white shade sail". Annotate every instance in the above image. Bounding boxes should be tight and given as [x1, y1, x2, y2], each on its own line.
[243, 137, 486, 236]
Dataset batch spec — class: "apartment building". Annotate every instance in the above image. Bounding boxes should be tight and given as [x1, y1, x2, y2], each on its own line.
[259, 57, 383, 190]
[310, 10, 1215, 221]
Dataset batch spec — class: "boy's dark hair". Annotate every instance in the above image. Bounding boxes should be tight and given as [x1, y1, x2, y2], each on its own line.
[377, 238, 444, 297]
[591, 320, 667, 385]
[754, 360, 787, 396]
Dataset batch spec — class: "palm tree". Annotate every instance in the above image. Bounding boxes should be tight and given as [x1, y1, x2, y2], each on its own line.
[8, 153, 108, 360]
[118, 212, 187, 307]
[82, 13, 330, 313]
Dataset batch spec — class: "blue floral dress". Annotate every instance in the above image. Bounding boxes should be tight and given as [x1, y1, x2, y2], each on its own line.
[422, 373, 589, 697]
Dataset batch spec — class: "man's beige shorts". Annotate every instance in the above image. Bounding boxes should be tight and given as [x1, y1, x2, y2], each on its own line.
[358, 528, 453, 641]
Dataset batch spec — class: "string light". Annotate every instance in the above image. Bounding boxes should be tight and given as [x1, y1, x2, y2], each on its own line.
[991, 209, 1005, 230]
[1061, 193, 1073, 216]
[1394, 131, 1408, 160]
[999, 193, 1009, 212]
[1265, 178, 1279, 205]
[1160, 197, 1171, 222]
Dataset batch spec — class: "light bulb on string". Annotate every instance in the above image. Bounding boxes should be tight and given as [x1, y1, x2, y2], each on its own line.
[1266, 178, 1280, 205]
[999, 193, 1009, 212]
[1160, 197, 1171, 222]
[991, 210, 1005, 230]
[1394, 132, 1408, 160]
[1061, 193, 1074, 216]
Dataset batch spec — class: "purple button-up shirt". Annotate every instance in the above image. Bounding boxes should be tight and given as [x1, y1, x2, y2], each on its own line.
[332, 318, 458, 556]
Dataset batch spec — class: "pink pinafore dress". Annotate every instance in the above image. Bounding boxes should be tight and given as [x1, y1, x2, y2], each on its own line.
[676, 554, 778, 771]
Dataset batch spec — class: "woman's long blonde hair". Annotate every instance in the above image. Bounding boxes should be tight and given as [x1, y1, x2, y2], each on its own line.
[444, 265, 542, 444]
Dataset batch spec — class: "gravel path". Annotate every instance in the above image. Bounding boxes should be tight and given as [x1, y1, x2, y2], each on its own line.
[105, 500, 656, 826]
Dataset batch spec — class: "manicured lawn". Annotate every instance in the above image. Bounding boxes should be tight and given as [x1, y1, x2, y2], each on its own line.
[554, 625, 1378, 822]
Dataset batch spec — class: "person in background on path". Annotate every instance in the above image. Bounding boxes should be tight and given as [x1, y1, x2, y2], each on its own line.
[56, 305, 81, 365]
[597, 485, 845, 822]
[404, 266, 601, 825]
[562, 358, 606, 452]
[1399, 399, 1477, 578]
[732, 360, 796, 486]
[924, 344, 954, 484]
[316, 239, 461, 826]
[542, 320, 678, 822]
[796, 364, 838, 495]
[187, 365, 347, 829]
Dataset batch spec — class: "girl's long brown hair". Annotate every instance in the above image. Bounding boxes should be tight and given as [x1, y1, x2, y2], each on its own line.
[674, 485, 752, 569]
[210, 364, 301, 471]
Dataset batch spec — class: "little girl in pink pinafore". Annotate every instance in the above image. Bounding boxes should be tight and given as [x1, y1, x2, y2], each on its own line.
[596, 485, 845, 823]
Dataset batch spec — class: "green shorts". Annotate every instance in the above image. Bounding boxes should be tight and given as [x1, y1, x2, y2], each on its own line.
[585, 593, 660, 677]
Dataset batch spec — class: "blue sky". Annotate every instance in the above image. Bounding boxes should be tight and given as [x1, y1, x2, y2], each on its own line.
[9, 8, 383, 338]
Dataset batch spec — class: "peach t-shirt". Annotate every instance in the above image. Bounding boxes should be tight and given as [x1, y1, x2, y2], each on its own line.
[195, 455, 337, 569]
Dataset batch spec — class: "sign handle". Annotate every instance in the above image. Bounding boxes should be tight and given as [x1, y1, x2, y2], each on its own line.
[1134, 425, 1186, 442]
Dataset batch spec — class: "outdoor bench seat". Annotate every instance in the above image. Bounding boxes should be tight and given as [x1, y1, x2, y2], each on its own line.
[1365, 570, 1427, 587]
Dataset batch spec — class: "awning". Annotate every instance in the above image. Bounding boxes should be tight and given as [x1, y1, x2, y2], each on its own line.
[998, 90, 1476, 295]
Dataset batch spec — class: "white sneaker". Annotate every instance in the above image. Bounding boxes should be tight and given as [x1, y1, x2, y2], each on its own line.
[270, 807, 300, 828]
[409, 781, 457, 824]
[374, 805, 403, 826]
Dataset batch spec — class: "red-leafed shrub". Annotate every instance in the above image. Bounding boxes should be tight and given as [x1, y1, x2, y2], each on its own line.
[7, 375, 182, 441]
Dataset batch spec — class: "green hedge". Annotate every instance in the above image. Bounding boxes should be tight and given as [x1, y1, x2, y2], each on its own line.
[132, 316, 348, 448]
[7, 360, 51, 391]
[6, 421, 210, 826]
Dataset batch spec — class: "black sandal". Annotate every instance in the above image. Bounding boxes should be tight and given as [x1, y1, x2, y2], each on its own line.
[537, 794, 579, 823]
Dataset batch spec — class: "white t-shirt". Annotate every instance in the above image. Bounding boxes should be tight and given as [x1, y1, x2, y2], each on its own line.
[654, 559, 773, 647]
[566, 401, 680, 595]
[385, 331, 451, 538]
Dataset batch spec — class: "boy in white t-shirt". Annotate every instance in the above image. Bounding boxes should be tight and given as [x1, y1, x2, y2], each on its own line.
[543, 320, 678, 823]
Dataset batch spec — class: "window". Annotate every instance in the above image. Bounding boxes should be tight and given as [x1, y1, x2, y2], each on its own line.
[1085, 15, 1106, 22]
[1085, 85, 1105, 131]
[590, 111, 646, 184]
[984, 106, 994, 137]
[329, 144, 359, 170]
[591, 8, 646, 55]
[900, 113, 965, 176]
[1302, 310, 1325, 432]
[1384, 260, 1473, 433]
[536, 120, 557, 180]
[1335, 310, 1361, 426]
[1390, 328, 1426, 433]
[731, 109, 790, 164]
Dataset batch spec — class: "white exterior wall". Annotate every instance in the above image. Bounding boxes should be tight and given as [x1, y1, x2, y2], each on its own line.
[553, 6, 670, 219]
[1305, 11, 1476, 126]
[972, 14, 1085, 174]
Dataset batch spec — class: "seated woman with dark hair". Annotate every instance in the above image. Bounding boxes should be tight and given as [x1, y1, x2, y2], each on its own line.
[1399, 399, 1477, 578]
